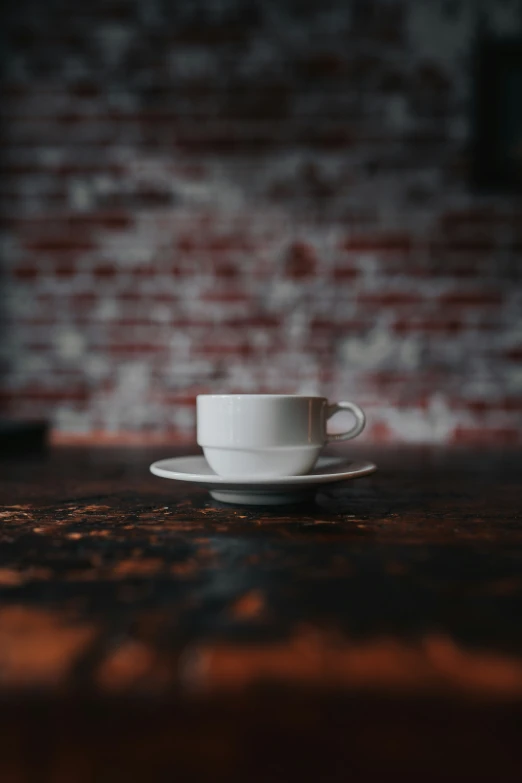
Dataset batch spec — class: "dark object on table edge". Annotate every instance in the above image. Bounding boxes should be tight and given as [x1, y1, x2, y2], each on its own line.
[0, 418, 49, 455]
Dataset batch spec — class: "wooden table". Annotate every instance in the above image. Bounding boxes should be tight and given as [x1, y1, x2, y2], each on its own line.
[1, 445, 521, 782]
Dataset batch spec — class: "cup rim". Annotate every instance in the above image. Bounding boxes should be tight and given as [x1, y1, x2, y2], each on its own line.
[197, 394, 326, 400]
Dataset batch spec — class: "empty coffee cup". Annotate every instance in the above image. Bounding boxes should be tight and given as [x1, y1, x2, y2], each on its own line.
[197, 394, 366, 478]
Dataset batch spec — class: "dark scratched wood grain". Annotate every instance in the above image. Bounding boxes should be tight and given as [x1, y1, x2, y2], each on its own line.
[0, 445, 521, 782]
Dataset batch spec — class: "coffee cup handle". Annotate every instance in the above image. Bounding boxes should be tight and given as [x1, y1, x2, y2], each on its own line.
[326, 401, 366, 442]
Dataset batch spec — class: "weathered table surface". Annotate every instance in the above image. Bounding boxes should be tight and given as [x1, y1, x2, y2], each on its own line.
[0, 444, 521, 782]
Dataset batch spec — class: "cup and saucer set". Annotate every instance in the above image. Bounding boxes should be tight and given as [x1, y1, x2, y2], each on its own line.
[150, 395, 376, 505]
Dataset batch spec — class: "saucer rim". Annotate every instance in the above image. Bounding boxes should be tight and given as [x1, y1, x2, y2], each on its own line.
[149, 454, 376, 487]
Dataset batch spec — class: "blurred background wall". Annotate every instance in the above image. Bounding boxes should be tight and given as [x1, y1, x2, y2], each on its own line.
[1, 0, 521, 444]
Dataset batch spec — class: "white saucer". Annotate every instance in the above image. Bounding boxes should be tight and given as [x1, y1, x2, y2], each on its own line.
[149, 455, 377, 505]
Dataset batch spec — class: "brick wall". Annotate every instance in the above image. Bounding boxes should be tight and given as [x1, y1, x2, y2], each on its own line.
[1, 0, 522, 444]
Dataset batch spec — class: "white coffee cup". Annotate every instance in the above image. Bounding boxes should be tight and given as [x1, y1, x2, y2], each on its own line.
[196, 394, 366, 478]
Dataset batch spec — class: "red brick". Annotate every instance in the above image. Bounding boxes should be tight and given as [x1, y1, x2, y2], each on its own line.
[23, 237, 96, 254]
[363, 371, 447, 392]
[465, 400, 490, 414]
[220, 316, 280, 329]
[117, 293, 180, 304]
[54, 264, 77, 278]
[201, 291, 250, 303]
[432, 238, 495, 254]
[495, 398, 522, 413]
[177, 236, 196, 253]
[3, 162, 124, 178]
[56, 112, 86, 127]
[175, 127, 282, 154]
[93, 264, 118, 279]
[462, 398, 522, 414]
[0, 388, 88, 403]
[310, 318, 335, 331]
[25, 341, 52, 351]
[152, 393, 198, 407]
[438, 292, 503, 307]
[66, 212, 133, 231]
[267, 180, 295, 200]
[13, 266, 39, 280]
[213, 262, 239, 279]
[177, 164, 207, 180]
[392, 318, 465, 334]
[298, 125, 357, 150]
[16, 317, 54, 327]
[339, 209, 378, 227]
[362, 371, 412, 388]
[318, 368, 336, 385]
[440, 209, 512, 231]
[358, 292, 422, 306]
[503, 347, 522, 362]
[367, 420, 395, 443]
[285, 241, 317, 278]
[150, 293, 181, 304]
[110, 319, 155, 327]
[70, 293, 97, 308]
[106, 344, 166, 355]
[452, 427, 522, 445]
[332, 266, 359, 280]
[195, 342, 253, 358]
[206, 234, 256, 253]
[340, 234, 412, 253]
[134, 265, 167, 279]
[116, 293, 146, 303]
[437, 265, 481, 279]
[167, 318, 215, 328]
[56, 163, 123, 177]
